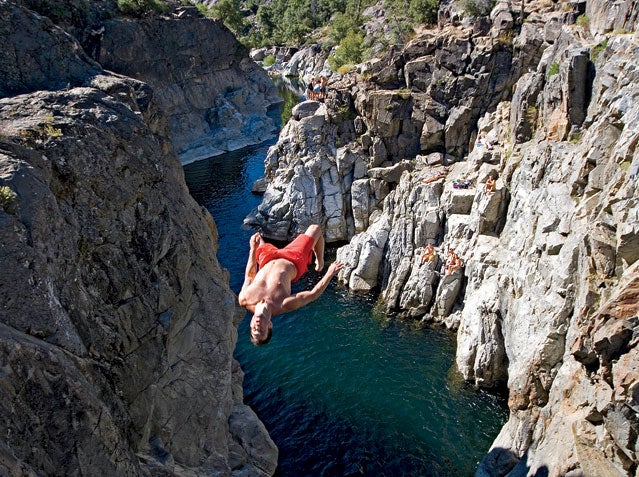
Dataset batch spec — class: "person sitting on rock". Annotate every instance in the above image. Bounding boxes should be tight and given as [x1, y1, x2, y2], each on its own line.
[444, 251, 463, 275]
[484, 175, 496, 194]
[420, 244, 436, 265]
[238, 225, 343, 345]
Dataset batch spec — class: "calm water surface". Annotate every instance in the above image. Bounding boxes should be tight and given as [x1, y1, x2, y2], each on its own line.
[184, 94, 507, 476]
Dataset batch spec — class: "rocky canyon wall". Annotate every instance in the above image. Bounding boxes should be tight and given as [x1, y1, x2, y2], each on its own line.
[0, 3, 276, 475]
[99, 7, 282, 164]
[249, 0, 638, 475]
[11, 0, 282, 164]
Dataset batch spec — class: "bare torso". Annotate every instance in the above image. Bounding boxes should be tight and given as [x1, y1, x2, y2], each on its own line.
[238, 258, 297, 315]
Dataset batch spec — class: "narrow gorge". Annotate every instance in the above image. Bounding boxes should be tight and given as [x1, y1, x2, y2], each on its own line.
[0, 0, 637, 476]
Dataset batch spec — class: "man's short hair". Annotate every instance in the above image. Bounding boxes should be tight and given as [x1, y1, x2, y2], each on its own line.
[251, 327, 272, 346]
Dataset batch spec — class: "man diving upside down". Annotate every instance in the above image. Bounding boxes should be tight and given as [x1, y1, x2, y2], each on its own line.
[238, 225, 343, 345]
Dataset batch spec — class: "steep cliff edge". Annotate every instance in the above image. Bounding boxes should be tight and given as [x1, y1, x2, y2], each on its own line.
[247, 0, 638, 474]
[99, 8, 282, 164]
[0, 3, 276, 475]
[11, 0, 281, 164]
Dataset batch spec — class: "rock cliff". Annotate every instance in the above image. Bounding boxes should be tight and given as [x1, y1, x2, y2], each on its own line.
[248, 0, 638, 474]
[99, 8, 281, 164]
[0, 3, 276, 475]
[11, 0, 281, 164]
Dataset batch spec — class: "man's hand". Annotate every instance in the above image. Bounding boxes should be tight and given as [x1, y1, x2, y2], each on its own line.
[326, 261, 343, 277]
[242, 233, 262, 294]
[281, 261, 344, 313]
[249, 232, 262, 251]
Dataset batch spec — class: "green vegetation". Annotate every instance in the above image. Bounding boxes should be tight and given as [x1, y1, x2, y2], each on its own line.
[211, 0, 249, 35]
[328, 30, 365, 71]
[397, 88, 411, 100]
[43, 124, 63, 137]
[591, 38, 608, 62]
[194, 2, 215, 17]
[575, 14, 589, 28]
[495, 30, 514, 47]
[263, 54, 276, 67]
[20, 0, 93, 25]
[337, 64, 357, 75]
[117, 0, 169, 16]
[407, 0, 439, 24]
[200, 0, 439, 55]
[336, 102, 354, 120]
[0, 186, 18, 214]
[525, 105, 537, 126]
[458, 0, 496, 18]
[547, 61, 560, 79]
[569, 132, 582, 144]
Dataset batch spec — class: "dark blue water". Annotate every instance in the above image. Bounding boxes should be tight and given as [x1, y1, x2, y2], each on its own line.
[183, 91, 508, 476]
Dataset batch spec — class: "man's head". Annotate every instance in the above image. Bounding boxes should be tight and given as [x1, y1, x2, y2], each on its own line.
[250, 301, 273, 346]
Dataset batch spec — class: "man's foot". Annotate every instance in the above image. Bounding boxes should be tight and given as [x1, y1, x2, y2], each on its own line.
[315, 255, 324, 272]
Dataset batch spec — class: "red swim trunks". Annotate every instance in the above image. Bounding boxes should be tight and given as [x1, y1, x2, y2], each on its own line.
[255, 234, 315, 282]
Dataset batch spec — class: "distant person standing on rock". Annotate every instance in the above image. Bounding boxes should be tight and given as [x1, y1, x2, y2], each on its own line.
[86, 25, 105, 62]
[238, 225, 343, 345]
[306, 77, 316, 100]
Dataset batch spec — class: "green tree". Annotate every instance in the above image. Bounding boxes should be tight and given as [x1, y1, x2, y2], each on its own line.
[212, 0, 247, 35]
[458, 0, 495, 18]
[276, 0, 313, 44]
[328, 11, 359, 45]
[408, 0, 438, 24]
[328, 29, 364, 71]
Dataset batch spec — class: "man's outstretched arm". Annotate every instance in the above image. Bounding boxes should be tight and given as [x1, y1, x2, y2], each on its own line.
[281, 261, 343, 312]
[240, 233, 261, 293]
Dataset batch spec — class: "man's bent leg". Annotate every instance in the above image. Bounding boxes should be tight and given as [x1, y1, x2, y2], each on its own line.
[304, 225, 324, 271]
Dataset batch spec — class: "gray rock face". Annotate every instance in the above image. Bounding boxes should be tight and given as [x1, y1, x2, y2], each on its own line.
[0, 3, 101, 96]
[0, 5, 276, 476]
[250, 1, 639, 474]
[99, 14, 281, 164]
[280, 44, 331, 79]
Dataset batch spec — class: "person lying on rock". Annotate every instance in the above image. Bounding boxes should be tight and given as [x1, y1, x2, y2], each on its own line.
[238, 225, 343, 345]
[423, 169, 448, 184]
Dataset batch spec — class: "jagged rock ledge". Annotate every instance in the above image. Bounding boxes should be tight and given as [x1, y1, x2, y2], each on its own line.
[0, 3, 277, 475]
[247, 0, 639, 474]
